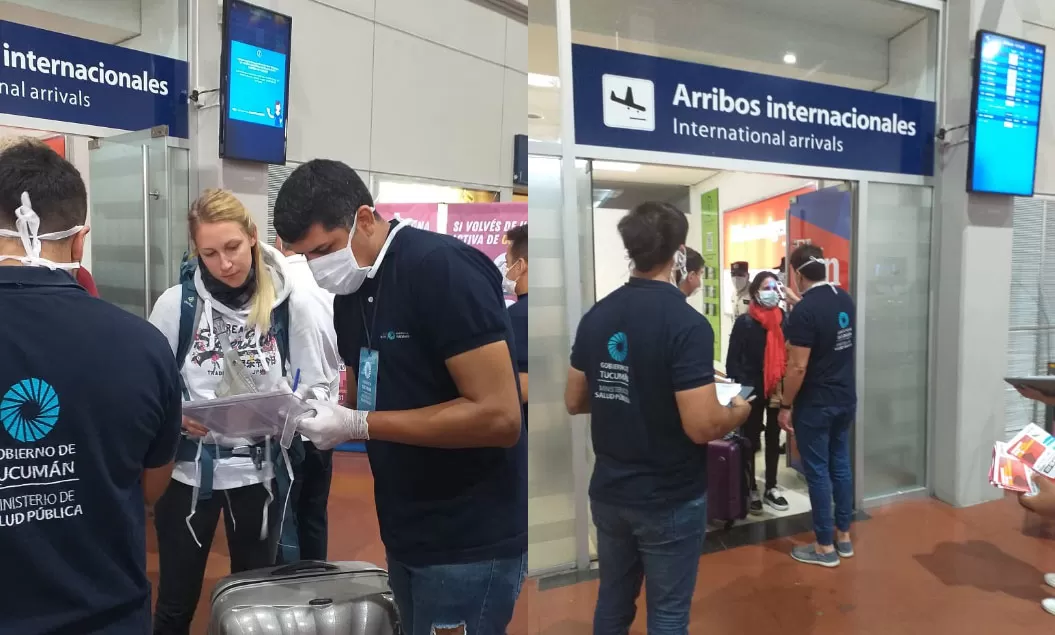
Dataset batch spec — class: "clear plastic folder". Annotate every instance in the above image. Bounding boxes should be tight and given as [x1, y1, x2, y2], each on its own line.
[182, 390, 316, 443]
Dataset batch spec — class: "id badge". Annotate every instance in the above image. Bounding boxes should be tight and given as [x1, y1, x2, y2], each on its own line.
[357, 347, 379, 412]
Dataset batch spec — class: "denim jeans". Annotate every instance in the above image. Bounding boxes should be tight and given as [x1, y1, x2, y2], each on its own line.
[386, 551, 527, 635]
[591, 494, 707, 635]
[793, 405, 855, 546]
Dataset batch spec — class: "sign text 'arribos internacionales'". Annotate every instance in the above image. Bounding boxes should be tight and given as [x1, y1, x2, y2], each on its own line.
[573, 45, 936, 176]
[0, 20, 188, 137]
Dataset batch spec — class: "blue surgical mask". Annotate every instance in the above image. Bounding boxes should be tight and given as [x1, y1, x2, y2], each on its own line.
[758, 289, 780, 308]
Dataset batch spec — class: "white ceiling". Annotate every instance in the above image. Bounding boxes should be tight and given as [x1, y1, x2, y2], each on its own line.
[588, 162, 716, 186]
[527, 0, 933, 142]
[1, 0, 142, 44]
[529, 0, 924, 38]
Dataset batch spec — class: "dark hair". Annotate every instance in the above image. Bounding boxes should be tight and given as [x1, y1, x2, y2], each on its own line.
[685, 247, 704, 274]
[506, 223, 528, 261]
[0, 139, 87, 233]
[273, 159, 374, 242]
[748, 270, 778, 300]
[790, 243, 826, 282]
[618, 202, 688, 273]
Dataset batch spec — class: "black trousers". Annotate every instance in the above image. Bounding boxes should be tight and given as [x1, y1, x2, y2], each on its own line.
[275, 440, 334, 563]
[153, 480, 278, 635]
[742, 399, 781, 491]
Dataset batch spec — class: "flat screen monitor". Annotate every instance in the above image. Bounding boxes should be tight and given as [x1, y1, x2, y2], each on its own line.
[968, 30, 1046, 197]
[219, 0, 293, 164]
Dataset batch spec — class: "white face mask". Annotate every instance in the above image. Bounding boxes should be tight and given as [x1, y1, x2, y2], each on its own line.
[0, 192, 84, 270]
[307, 215, 411, 295]
[670, 247, 687, 286]
[503, 259, 523, 296]
[733, 276, 748, 292]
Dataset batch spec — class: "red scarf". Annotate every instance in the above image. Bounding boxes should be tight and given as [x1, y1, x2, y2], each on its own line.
[748, 302, 786, 398]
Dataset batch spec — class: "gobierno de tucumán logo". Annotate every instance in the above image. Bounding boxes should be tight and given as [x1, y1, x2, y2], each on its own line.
[1, 378, 60, 443]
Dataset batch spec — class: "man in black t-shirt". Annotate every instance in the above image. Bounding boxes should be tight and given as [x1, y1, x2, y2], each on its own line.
[777, 244, 857, 569]
[0, 139, 182, 634]
[274, 160, 525, 635]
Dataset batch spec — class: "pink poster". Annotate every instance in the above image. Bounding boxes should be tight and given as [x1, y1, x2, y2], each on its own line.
[448, 203, 528, 303]
[375, 203, 440, 232]
[447, 203, 527, 262]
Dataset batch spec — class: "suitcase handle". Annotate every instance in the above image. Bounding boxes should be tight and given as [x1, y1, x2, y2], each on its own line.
[270, 560, 340, 576]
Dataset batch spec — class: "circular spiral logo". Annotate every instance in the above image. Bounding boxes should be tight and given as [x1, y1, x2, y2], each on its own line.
[607, 332, 629, 363]
[1, 378, 60, 443]
[838, 311, 850, 329]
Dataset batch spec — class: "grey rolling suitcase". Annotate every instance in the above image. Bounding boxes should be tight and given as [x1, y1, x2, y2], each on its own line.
[208, 560, 402, 635]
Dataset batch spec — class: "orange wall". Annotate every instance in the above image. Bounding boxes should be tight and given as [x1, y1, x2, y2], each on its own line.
[42, 136, 66, 157]
[722, 185, 815, 270]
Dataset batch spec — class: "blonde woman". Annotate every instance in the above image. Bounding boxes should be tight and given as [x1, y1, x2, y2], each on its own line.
[148, 189, 334, 635]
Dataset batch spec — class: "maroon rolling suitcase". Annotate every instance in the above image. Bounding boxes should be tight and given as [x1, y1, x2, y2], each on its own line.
[707, 436, 750, 529]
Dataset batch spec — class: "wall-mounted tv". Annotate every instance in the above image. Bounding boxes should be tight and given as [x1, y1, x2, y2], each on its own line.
[968, 30, 1046, 197]
[219, 0, 293, 164]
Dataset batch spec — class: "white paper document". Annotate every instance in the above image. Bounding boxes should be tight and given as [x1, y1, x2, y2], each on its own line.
[716, 382, 743, 407]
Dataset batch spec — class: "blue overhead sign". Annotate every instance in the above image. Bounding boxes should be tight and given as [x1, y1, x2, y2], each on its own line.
[0, 21, 189, 137]
[573, 45, 936, 176]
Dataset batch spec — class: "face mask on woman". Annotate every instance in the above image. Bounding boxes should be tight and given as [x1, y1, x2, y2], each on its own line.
[757, 289, 780, 308]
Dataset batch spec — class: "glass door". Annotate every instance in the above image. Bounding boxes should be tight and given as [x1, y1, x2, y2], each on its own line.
[89, 127, 190, 318]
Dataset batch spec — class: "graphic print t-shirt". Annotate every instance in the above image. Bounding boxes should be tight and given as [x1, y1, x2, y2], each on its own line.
[0, 267, 182, 635]
[783, 283, 857, 408]
[149, 285, 284, 490]
[571, 278, 715, 508]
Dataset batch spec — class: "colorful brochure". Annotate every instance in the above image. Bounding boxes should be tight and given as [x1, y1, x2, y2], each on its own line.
[990, 441, 1038, 494]
[1006, 423, 1055, 480]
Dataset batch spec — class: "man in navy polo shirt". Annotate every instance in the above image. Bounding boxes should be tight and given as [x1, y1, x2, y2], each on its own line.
[273, 159, 525, 635]
[0, 139, 183, 634]
[504, 223, 528, 428]
[777, 244, 857, 568]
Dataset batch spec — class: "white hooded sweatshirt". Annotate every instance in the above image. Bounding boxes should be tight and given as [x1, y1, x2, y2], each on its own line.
[149, 243, 335, 490]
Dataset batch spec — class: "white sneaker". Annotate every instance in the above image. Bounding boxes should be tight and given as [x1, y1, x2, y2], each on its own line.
[1045, 573, 1055, 589]
[764, 487, 790, 512]
[1043, 598, 1055, 616]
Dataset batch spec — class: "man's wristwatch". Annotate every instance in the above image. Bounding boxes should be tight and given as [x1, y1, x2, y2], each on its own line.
[779, 404, 792, 411]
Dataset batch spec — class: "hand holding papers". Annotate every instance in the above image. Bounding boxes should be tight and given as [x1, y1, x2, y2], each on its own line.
[987, 423, 1055, 495]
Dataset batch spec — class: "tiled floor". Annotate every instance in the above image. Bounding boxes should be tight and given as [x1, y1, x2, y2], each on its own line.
[146, 452, 529, 635]
[526, 495, 1055, 634]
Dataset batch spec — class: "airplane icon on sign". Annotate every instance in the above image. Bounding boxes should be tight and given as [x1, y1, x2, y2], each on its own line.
[610, 86, 647, 113]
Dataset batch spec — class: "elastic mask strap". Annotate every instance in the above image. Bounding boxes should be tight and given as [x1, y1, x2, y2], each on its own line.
[259, 438, 274, 541]
[184, 439, 204, 549]
[0, 192, 84, 270]
[274, 444, 295, 549]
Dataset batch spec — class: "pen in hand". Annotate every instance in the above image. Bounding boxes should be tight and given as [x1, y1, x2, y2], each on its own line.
[292, 368, 301, 393]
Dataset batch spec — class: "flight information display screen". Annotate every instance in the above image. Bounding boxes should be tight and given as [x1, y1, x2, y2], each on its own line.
[219, 0, 292, 164]
[968, 30, 1046, 196]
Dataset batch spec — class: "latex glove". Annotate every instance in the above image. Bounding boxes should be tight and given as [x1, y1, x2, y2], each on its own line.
[297, 399, 370, 450]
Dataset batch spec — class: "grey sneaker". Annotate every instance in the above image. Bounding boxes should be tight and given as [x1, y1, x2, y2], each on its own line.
[836, 540, 854, 558]
[791, 545, 840, 568]
[749, 489, 764, 516]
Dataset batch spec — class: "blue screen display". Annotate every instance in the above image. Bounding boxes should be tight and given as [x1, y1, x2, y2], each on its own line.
[969, 31, 1046, 196]
[220, 0, 292, 164]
